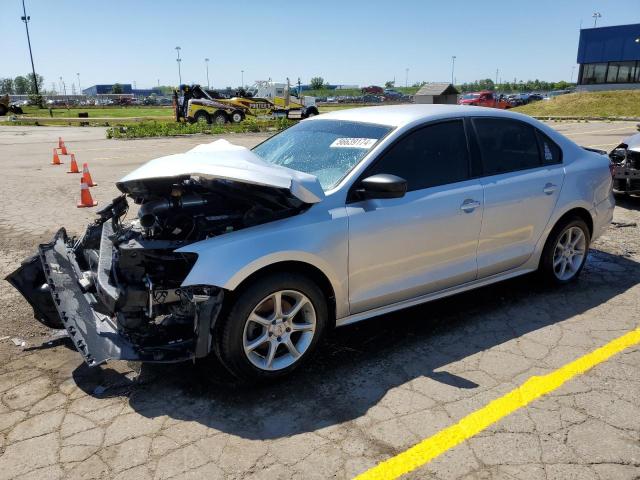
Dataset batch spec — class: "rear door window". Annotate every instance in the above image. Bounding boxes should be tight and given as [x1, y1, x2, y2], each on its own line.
[472, 118, 541, 175]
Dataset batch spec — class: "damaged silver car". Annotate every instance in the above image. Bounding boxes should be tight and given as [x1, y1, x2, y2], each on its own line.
[610, 131, 640, 194]
[7, 106, 614, 382]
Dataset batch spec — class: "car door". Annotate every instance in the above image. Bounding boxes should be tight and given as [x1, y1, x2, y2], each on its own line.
[471, 117, 565, 278]
[346, 119, 484, 314]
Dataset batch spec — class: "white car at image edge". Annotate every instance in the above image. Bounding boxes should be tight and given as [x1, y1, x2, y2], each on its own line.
[7, 104, 615, 382]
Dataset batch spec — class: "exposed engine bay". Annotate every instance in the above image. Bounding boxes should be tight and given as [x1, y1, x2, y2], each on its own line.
[610, 132, 640, 194]
[5, 140, 322, 366]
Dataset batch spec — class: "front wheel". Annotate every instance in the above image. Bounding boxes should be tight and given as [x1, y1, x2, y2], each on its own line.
[539, 217, 590, 284]
[216, 272, 328, 382]
[230, 110, 244, 123]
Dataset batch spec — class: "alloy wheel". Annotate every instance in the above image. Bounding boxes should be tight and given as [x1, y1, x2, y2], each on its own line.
[552, 226, 587, 281]
[242, 290, 316, 371]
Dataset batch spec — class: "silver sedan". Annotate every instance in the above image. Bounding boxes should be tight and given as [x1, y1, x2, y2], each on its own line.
[8, 105, 615, 382]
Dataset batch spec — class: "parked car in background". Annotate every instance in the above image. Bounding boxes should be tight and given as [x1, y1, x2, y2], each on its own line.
[458, 90, 512, 109]
[544, 90, 573, 100]
[610, 132, 640, 194]
[383, 89, 403, 99]
[7, 105, 614, 382]
[361, 85, 384, 94]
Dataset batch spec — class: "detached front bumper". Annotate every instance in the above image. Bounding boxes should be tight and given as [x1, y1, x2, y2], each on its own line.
[6, 227, 219, 367]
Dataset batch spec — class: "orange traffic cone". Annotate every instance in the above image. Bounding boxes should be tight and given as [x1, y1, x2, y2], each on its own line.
[51, 148, 63, 165]
[82, 163, 97, 186]
[77, 178, 97, 208]
[67, 154, 79, 174]
[58, 137, 68, 155]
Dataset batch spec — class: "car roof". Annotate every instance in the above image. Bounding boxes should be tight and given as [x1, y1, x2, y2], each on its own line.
[310, 104, 532, 128]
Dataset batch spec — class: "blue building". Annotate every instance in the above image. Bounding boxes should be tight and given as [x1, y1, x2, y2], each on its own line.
[577, 23, 640, 91]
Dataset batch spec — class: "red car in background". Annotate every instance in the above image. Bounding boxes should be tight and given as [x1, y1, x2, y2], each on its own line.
[361, 85, 384, 94]
[458, 90, 512, 109]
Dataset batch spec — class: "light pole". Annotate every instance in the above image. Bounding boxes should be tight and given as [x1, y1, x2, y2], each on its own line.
[451, 56, 456, 86]
[405, 68, 409, 88]
[570, 65, 576, 83]
[175, 46, 182, 85]
[76, 72, 81, 95]
[592, 12, 601, 28]
[241, 70, 244, 89]
[20, 0, 40, 102]
[205, 58, 210, 89]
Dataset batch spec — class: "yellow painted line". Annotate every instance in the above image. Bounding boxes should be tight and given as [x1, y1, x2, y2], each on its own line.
[354, 326, 640, 480]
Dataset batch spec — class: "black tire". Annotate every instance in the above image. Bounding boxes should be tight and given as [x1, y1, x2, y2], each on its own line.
[539, 216, 591, 285]
[230, 110, 244, 123]
[303, 106, 319, 118]
[216, 272, 328, 383]
[193, 110, 211, 124]
[212, 111, 228, 125]
[0, 104, 7, 116]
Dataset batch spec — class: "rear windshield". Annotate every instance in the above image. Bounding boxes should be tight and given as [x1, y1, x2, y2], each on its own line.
[253, 119, 392, 190]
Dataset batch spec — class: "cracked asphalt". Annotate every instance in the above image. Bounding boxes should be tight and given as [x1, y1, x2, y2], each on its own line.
[0, 122, 639, 480]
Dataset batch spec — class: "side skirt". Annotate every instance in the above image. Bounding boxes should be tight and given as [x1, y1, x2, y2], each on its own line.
[336, 267, 536, 327]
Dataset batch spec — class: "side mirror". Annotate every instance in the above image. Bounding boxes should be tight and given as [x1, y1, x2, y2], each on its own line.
[356, 174, 407, 200]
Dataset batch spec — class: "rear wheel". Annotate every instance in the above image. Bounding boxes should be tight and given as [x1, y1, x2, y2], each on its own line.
[539, 217, 590, 284]
[0, 104, 7, 116]
[216, 272, 328, 382]
[212, 111, 228, 125]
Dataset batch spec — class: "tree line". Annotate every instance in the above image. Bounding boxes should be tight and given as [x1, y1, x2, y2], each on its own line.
[455, 78, 574, 93]
[0, 74, 44, 95]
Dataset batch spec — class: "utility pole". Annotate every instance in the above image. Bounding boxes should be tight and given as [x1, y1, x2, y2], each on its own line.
[592, 12, 601, 28]
[175, 46, 182, 85]
[451, 56, 456, 86]
[76, 73, 81, 95]
[241, 70, 244, 88]
[405, 67, 409, 88]
[21, 0, 41, 104]
[205, 58, 210, 89]
[495, 68, 499, 87]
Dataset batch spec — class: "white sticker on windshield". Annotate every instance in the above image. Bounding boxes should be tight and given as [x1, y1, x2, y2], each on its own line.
[330, 138, 377, 149]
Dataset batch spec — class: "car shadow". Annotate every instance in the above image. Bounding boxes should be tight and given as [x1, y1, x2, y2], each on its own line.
[72, 248, 640, 440]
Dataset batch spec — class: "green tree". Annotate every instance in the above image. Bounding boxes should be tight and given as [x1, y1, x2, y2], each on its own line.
[28, 73, 44, 94]
[111, 83, 123, 94]
[384, 80, 395, 88]
[310, 77, 324, 90]
[13, 76, 29, 94]
[0, 78, 13, 94]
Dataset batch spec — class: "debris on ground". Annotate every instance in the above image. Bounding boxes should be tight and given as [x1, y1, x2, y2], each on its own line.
[11, 337, 26, 347]
[611, 221, 638, 228]
[0, 335, 10, 342]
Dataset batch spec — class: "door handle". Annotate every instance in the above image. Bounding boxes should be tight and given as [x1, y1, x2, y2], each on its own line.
[460, 199, 481, 213]
[543, 183, 557, 195]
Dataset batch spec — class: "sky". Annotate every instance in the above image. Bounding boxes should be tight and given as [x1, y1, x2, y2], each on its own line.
[2, 0, 639, 92]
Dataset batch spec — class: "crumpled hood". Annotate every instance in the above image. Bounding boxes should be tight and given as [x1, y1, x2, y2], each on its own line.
[622, 132, 640, 152]
[116, 139, 325, 203]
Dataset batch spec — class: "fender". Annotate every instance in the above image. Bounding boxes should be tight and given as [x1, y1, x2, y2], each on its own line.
[176, 205, 350, 318]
